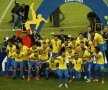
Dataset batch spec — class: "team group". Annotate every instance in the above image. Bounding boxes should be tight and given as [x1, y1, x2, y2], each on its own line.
[5, 28, 106, 88]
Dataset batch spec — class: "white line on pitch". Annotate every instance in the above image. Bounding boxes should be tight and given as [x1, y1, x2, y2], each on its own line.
[0, 25, 87, 31]
[42, 25, 87, 30]
[0, 0, 14, 23]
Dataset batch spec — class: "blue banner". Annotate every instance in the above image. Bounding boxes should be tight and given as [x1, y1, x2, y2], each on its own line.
[31, 0, 108, 33]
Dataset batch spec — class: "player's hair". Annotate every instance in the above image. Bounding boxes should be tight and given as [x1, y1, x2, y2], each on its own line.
[79, 33, 84, 36]
[71, 37, 75, 41]
[68, 46, 72, 49]
[85, 42, 89, 47]
[95, 46, 100, 52]
[61, 50, 65, 53]
[18, 41, 23, 45]
[8, 39, 13, 44]
[81, 47, 86, 51]
[32, 42, 37, 46]
[80, 41, 84, 43]
[43, 42, 46, 44]
[54, 35, 58, 37]
[89, 30, 94, 33]
[64, 39, 68, 42]
[88, 26, 91, 27]
[16, 45, 20, 50]
[60, 29, 64, 32]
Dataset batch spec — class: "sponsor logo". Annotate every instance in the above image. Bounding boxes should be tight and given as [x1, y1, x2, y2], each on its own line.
[65, 0, 83, 3]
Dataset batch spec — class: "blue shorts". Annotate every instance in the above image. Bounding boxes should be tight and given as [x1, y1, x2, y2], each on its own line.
[14, 61, 23, 67]
[40, 59, 47, 63]
[52, 53, 59, 57]
[72, 68, 81, 79]
[67, 61, 72, 68]
[58, 69, 68, 77]
[87, 62, 93, 71]
[7, 58, 15, 66]
[95, 64, 104, 71]
[29, 61, 38, 67]
[83, 60, 88, 70]
[98, 43, 107, 52]
[83, 60, 87, 64]
[47, 69, 58, 74]
[23, 60, 28, 67]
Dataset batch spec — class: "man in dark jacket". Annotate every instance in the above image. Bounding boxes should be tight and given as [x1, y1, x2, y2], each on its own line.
[103, 26, 108, 62]
[58, 29, 68, 43]
[84, 26, 92, 40]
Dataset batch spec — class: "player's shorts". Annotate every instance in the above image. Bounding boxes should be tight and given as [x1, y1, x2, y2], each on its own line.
[87, 61, 93, 71]
[83, 60, 87, 64]
[52, 53, 59, 57]
[29, 61, 38, 67]
[7, 58, 15, 66]
[23, 60, 28, 67]
[58, 69, 68, 77]
[68, 61, 72, 66]
[98, 43, 107, 52]
[40, 59, 48, 63]
[47, 69, 58, 74]
[14, 61, 23, 67]
[95, 64, 104, 71]
[72, 68, 81, 79]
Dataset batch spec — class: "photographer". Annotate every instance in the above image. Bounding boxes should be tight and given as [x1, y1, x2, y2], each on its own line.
[12, 3, 25, 31]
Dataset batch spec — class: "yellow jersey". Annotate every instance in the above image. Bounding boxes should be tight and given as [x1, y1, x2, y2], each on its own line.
[83, 50, 93, 62]
[96, 51, 104, 64]
[50, 39, 61, 53]
[13, 52, 24, 62]
[46, 60, 59, 70]
[68, 42, 76, 50]
[29, 46, 40, 53]
[40, 47, 50, 60]
[20, 46, 29, 61]
[72, 58, 83, 71]
[57, 56, 67, 70]
[89, 40, 95, 52]
[75, 46, 87, 57]
[29, 53, 41, 62]
[6, 45, 16, 58]
[66, 50, 75, 59]
[94, 33, 104, 46]
[39, 39, 49, 46]
[75, 37, 88, 46]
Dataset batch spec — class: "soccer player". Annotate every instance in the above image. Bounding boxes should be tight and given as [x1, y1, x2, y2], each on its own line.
[18, 42, 29, 78]
[28, 51, 40, 81]
[45, 57, 59, 80]
[56, 51, 68, 88]
[61, 39, 69, 51]
[6, 40, 16, 77]
[68, 53, 83, 83]
[75, 33, 88, 47]
[81, 47, 95, 82]
[93, 47, 105, 85]
[89, 30, 107, 58]
[66, 47, 75, 80]
[39, 34, 50, 47]
[39, 42, 51, 76]
[29, 43, 40, 53]
[68, 38, 76, 50]
[50, 35, 61, 57]
[13, 47, 24, 80]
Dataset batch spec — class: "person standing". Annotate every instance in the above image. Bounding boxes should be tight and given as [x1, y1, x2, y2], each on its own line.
[102, 26, 108, 62]
[84, 26, 92, 40]
[57, 51, 68, 88]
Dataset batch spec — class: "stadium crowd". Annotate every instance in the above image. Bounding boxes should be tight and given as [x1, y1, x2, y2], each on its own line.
[2, 26, 108, 88]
